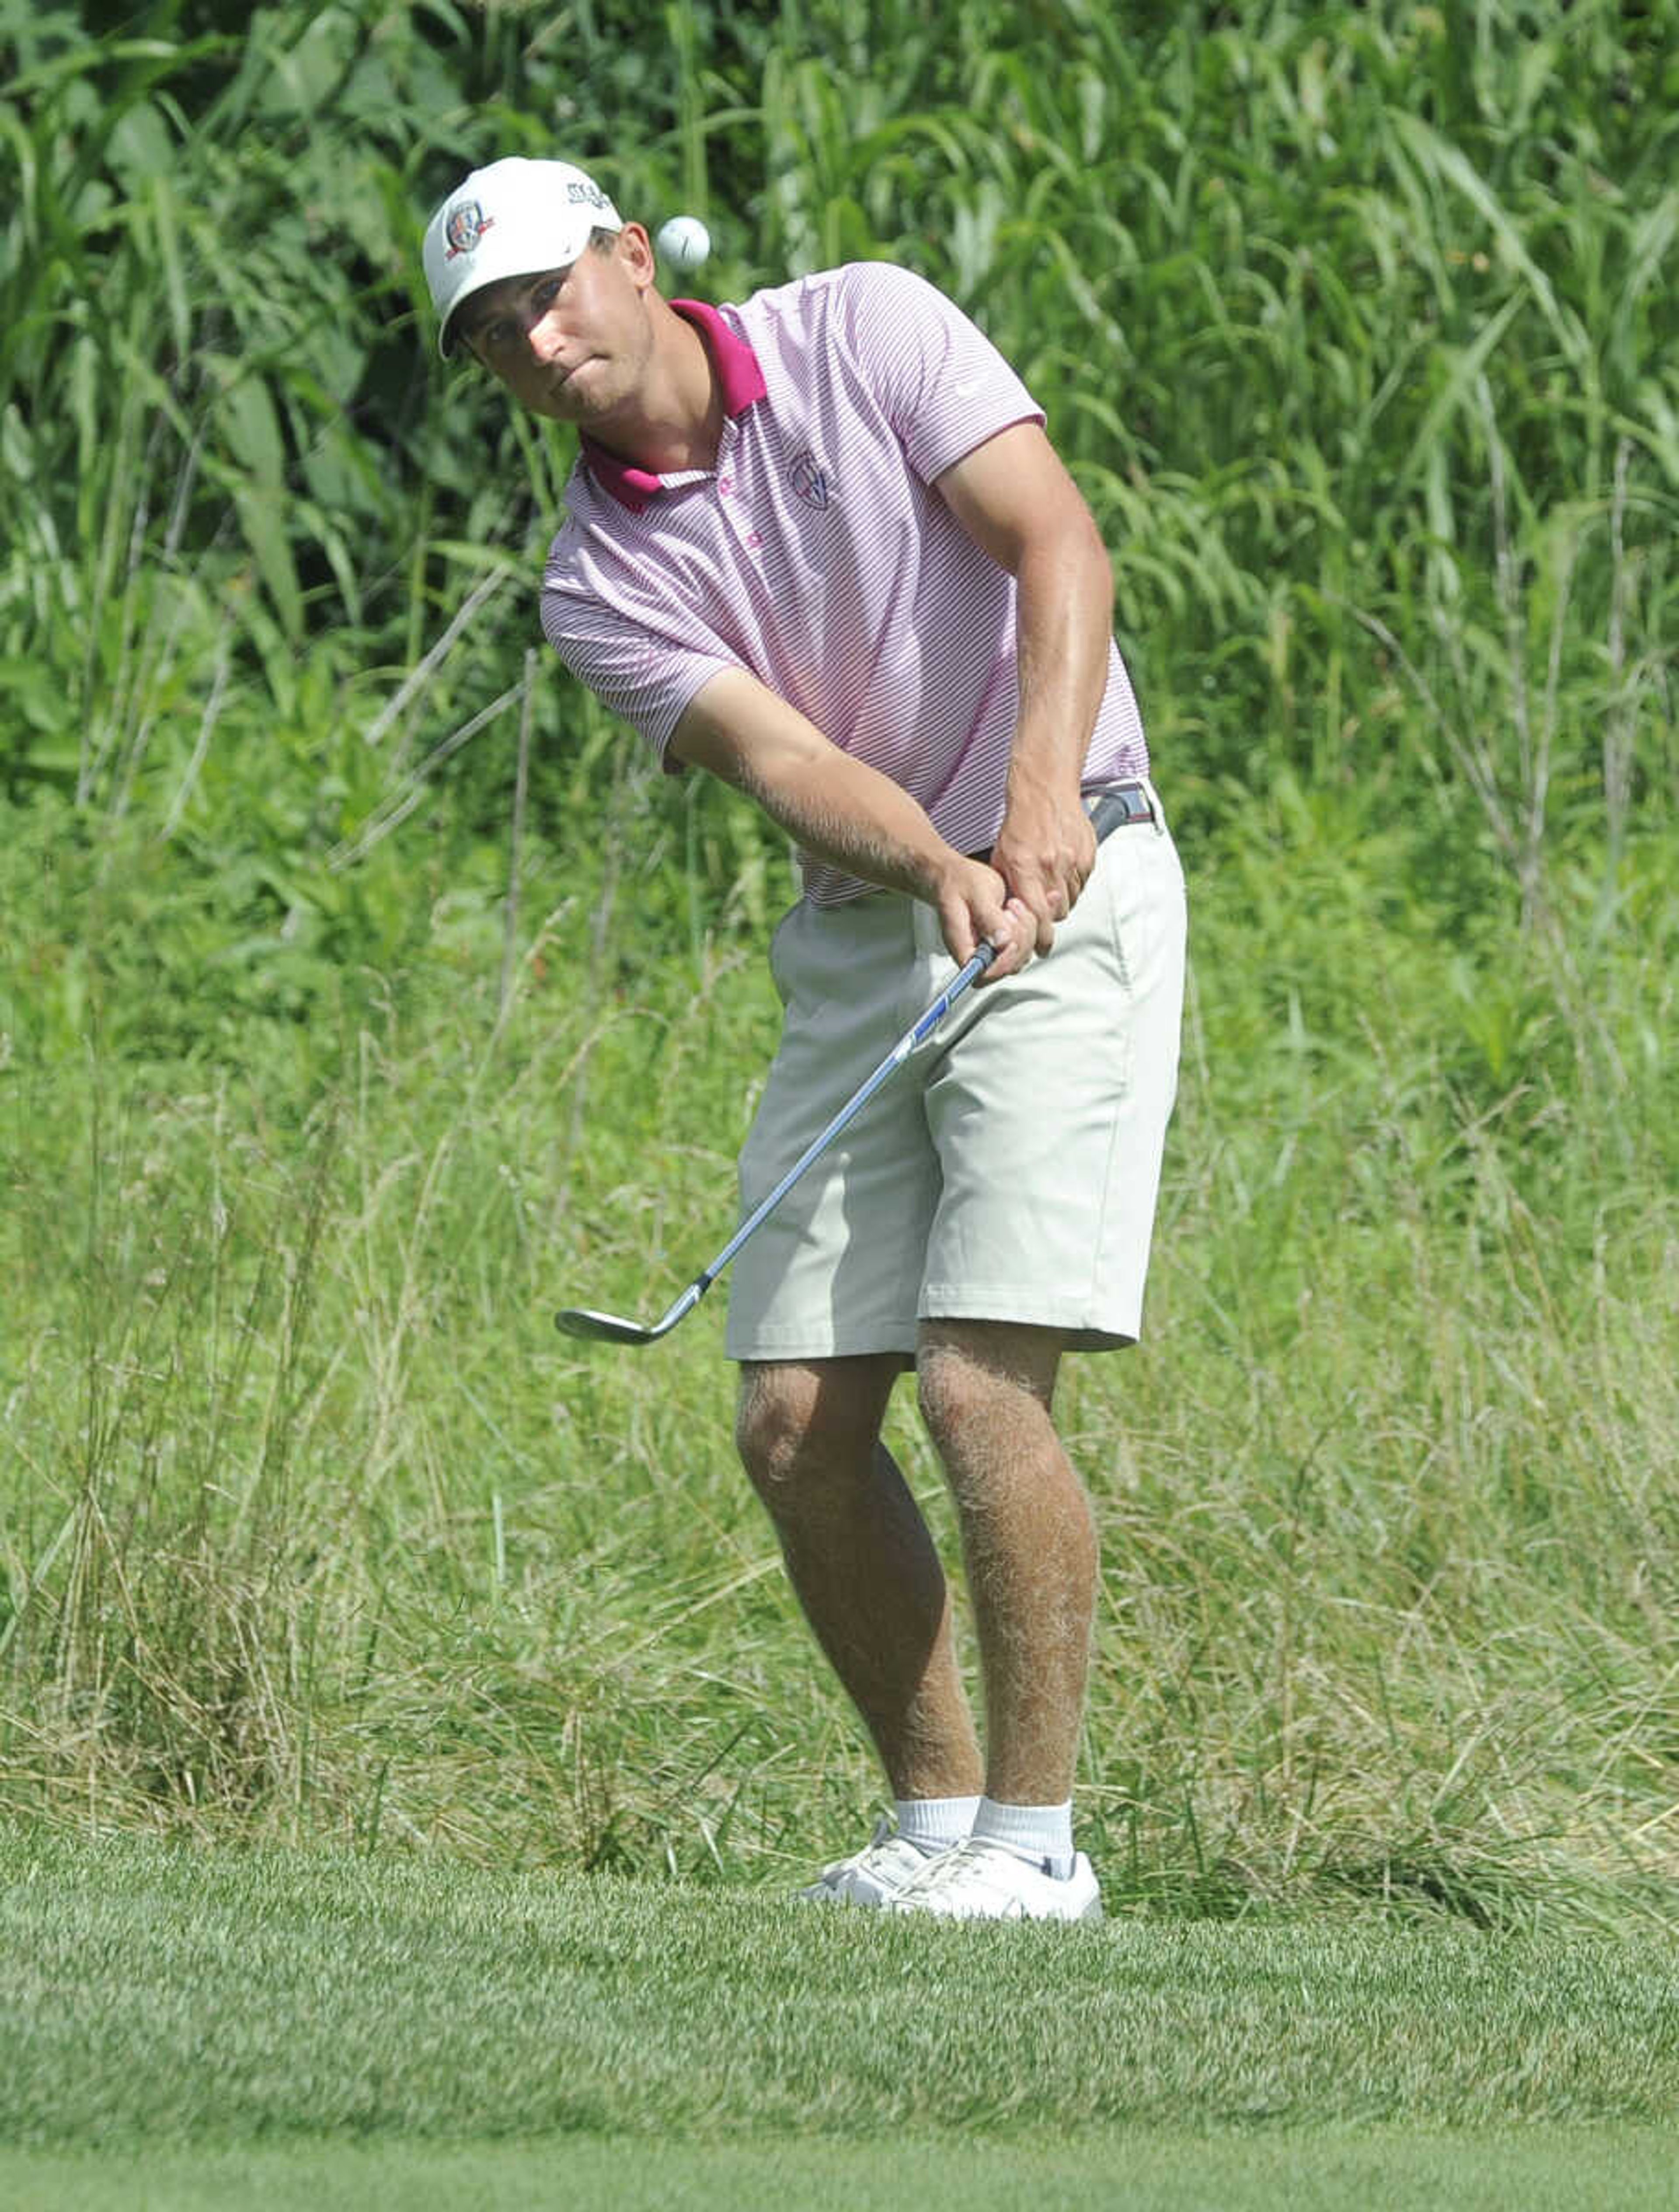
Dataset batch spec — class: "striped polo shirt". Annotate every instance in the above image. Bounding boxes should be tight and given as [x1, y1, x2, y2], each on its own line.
[540, 261, 1149, 906]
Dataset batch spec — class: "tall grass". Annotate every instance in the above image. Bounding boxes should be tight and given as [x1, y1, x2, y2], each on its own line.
[2, 0, 1677, 1922]
[4, 783, 1676, 1916]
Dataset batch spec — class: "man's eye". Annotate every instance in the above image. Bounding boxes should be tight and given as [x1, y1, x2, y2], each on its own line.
[534, 280, 561, 308]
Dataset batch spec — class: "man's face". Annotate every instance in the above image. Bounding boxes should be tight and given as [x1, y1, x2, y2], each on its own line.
[458, 227, 655, 429]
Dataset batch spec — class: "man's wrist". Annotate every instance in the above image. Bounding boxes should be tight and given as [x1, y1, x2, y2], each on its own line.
[1003, 753, 1083, 821]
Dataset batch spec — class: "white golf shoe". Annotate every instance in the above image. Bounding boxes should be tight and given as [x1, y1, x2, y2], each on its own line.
[796, 1816, 948, 1907]
[886, 1837, 1103, 1922]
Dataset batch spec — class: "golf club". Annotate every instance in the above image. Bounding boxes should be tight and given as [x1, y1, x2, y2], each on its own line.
[556, 934, 995, 1345]
[554, 785, 1152, 1347]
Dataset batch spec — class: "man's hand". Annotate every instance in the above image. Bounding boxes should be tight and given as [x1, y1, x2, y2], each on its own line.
[932, 854, 1036, 983]
[990, 787, 1097, 957]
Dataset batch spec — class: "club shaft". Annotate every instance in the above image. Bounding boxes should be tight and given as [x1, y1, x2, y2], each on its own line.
[559, 780, 1155, 1345]
[686, 938, 995, 1305]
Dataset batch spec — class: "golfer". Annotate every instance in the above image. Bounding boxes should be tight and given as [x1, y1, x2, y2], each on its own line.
[424, 158, 1187, 1921]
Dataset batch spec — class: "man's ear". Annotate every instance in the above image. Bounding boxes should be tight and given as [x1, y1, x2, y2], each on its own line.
[615, 222, 657, 287]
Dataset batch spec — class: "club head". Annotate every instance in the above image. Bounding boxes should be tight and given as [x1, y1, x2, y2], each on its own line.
[554, 1306, 658, 1347]
[555, 1280, 704, 1349]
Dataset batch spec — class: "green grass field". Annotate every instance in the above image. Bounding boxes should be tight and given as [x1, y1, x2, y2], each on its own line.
[12, 2131, 1679, 2212]
[5, 3, 1676, 1913]
[4, 1825, 1678, 2209]
[4, 2, 1679, 2202]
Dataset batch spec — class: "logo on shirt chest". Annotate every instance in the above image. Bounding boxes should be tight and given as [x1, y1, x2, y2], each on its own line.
[787, 448, 836, 510]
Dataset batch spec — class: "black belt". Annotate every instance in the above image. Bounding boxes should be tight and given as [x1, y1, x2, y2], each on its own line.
[967, 780, 1159, 862]
[1086, 780, 1158, 834]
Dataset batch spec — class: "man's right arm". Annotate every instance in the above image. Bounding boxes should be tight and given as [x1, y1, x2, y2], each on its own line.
[671, 666, 1031, 977]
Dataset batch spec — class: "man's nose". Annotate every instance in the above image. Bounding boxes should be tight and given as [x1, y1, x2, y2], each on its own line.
[526, 311, 564, 364]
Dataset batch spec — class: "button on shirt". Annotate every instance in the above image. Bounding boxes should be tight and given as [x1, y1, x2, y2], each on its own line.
[540, 261, 1149, 907]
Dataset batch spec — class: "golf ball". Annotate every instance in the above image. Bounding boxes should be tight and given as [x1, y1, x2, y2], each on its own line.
[656, 215, 711, 272]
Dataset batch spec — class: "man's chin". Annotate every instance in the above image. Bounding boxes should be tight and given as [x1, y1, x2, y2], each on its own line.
[538, 370, 617, 426]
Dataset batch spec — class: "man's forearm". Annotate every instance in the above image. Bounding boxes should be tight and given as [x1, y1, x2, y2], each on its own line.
[672, 665, 954, 900]
[735, 738, 958, 901]
[1004, 514, 1115, 816]
[671, 666, 1031, 973]
[933, 423, 1115, 809]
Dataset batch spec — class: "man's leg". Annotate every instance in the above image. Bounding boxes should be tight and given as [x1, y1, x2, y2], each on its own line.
[736, 1354, 984, 1803]
[915, 1320, 1094, 1811]
[865, 1317, 1104, 1919]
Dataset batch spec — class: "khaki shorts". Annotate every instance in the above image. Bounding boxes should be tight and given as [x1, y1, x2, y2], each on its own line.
[725, 784, 1187, 1362]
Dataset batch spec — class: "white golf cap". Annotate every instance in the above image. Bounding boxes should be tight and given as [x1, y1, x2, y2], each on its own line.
[423, 157, 623, 359]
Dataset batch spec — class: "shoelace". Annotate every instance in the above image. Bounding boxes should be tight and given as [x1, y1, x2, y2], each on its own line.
[819, 1816, 923, 1886]
[899, 1839, 1030, 1907]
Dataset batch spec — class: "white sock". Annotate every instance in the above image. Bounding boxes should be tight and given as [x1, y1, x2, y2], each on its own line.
[971, 1796, 1076, 1878]
[894, 1794, 980, 1855]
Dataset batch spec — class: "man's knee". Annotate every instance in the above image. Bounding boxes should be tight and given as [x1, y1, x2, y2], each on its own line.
[735, 1357, 899, 1503]
[916, 1322, 1062, 1465]
[735, 1365, 820, 1498]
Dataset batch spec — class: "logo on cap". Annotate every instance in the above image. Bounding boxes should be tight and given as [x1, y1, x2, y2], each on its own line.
[444, 201, 494, 262]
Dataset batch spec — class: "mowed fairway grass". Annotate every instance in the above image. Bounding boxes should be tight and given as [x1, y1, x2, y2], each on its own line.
[3, 1828, 1677, 2209]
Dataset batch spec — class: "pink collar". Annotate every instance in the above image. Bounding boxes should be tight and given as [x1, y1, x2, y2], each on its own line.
[581, 300, 767, 514]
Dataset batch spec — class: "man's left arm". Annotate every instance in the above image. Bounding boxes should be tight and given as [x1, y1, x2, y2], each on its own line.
[935, 422, 1114, 955]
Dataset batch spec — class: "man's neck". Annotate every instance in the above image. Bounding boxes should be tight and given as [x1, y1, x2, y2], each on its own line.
[587, 300, 724, 476]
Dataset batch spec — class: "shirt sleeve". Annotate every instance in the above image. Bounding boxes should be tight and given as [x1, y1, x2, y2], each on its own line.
[832, 262, 1045, 485]
[540, 534, 734, 767]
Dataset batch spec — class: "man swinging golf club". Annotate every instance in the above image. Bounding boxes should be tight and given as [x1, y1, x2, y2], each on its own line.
[424, 157, 1188, 1921]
